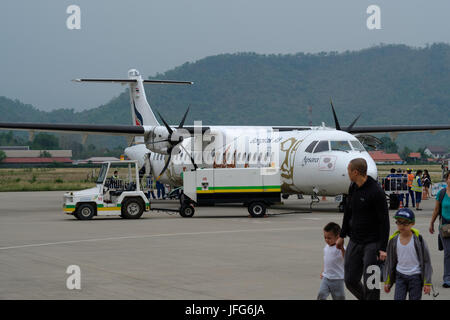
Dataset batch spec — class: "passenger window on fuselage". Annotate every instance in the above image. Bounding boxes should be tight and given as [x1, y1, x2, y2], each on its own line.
[313, 140, 329, 153]
[330, 141, 352, 151]
[305, 141, 318, 153]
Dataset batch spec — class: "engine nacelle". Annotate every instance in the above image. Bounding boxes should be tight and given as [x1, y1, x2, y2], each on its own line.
[144, 125, 185, 155]
[144, 126, 170, 154]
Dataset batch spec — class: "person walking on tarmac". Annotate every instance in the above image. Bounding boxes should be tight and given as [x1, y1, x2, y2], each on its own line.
[422, 170, 432, 200]
[336, 158, 390, 300]
[412, 170, 423, 211]
[406, 169, 416, 208]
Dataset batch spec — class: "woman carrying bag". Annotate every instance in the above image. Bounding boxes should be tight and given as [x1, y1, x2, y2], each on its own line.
[429, 171, 450, 288]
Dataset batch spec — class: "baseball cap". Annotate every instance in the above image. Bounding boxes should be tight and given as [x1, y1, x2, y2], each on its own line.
[394, 208, 415, 222]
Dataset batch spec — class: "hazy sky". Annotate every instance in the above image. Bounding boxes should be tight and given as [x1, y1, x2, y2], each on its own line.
[0, 0, 449, 111]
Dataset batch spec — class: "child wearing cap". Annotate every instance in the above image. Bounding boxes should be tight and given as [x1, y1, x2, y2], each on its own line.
[384, 208, 433, 300]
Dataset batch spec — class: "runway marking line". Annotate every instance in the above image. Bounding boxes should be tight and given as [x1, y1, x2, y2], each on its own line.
[0, 226, 316, 251]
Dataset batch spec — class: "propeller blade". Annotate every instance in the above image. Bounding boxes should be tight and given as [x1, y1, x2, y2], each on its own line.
[330, 98, 341, 131]
[156, 153, 172, 181]
[151, 139, 171, 144]
[178, 106, 190, 129]
[347, 114, 361, 132]
[157, 111, 173, 135]
[180, 143, 198, 170]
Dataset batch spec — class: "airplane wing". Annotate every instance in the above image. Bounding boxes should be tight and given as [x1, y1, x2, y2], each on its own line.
[0, 122, 448, 136]
[270, 124, 450, 134]
[0, 122, 144, 136]
[0, 122, 210, 135]
[343, 124, 450, 134]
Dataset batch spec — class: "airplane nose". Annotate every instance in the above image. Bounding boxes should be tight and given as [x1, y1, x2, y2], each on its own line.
[365, 155, 378, 180]
[346, 153, 378, 180]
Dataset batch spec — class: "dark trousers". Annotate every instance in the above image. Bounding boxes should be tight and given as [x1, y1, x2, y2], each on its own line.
[344, 240, 380, 300]
[406, 187, 415, 207]
[157, 186, 165, 199]
[441, 232, 450, 285]
[394, 272, 422, 300]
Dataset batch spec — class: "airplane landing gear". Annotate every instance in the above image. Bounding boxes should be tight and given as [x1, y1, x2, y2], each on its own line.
[310, 194, 320, 209]
[338, 195, 347, 213]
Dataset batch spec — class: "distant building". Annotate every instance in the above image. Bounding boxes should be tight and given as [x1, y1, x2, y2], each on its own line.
[424, 146, 448, 159]
[407, 152, 422, 163]
[2, 157, 72, 164]
[369, 151, 405, 164]
[0, 146, 30, 151]
[408, 152, 421, 159]
[0, 149, 73, 165]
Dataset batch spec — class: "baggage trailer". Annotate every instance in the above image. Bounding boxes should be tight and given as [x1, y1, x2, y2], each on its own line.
[182, 167, 281, 217]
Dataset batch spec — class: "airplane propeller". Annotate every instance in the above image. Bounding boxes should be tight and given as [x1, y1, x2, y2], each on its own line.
[329, 99, 382, 149]
[330, 98, 341, 131]
[155, 106, 197, 180]
[329, 98, 361, 132]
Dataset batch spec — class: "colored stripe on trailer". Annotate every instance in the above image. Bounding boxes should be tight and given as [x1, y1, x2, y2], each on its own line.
[196, 185, 281, 194]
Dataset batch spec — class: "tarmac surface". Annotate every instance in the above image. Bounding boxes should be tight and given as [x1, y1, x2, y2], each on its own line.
[0, 191, 448, 300]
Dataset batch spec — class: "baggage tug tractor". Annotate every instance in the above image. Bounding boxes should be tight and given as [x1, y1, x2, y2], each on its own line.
[63, 160, 150, 220]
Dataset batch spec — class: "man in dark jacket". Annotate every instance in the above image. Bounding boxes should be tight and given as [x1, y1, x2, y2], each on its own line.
[336, 158, 390, 300]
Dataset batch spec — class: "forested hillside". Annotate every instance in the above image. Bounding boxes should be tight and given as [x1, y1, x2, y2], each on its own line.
[0, 43, 449, 150]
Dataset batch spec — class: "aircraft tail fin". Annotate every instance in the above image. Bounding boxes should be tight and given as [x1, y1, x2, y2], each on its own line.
[73, 69, 193, 127]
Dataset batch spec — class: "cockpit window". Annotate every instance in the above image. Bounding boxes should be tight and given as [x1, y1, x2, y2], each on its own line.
[305, 141, 318, 153]
[330, 141, 352, 151]
[350, 140, 366, 151]
[313, 140, 330, 153]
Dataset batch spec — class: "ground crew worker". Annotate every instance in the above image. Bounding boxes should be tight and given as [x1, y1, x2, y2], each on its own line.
[411, 170, 423, 211]
[111, 170, 120, 188]
[406, 169, 415, 208]
[146, 175, 156, 199]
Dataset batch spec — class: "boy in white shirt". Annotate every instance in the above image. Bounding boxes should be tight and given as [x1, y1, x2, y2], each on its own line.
[384, 208, 433, 300]
[318, 222, 346, 300]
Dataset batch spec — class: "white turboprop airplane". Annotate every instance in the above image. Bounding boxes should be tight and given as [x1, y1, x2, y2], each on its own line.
[1, 69, 449, 204]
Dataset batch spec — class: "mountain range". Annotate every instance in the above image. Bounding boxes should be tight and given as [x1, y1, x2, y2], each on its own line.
[0, 43, 449, 150]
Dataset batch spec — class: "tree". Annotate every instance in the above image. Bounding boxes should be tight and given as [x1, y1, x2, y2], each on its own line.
[0, 131, 27, 146]
[379, 136, 399, 153]
[400, 146, 412, 161]
[0, 150, 6, 163]
[417, 147, 427, 160]
[31, 133, 59, 150]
